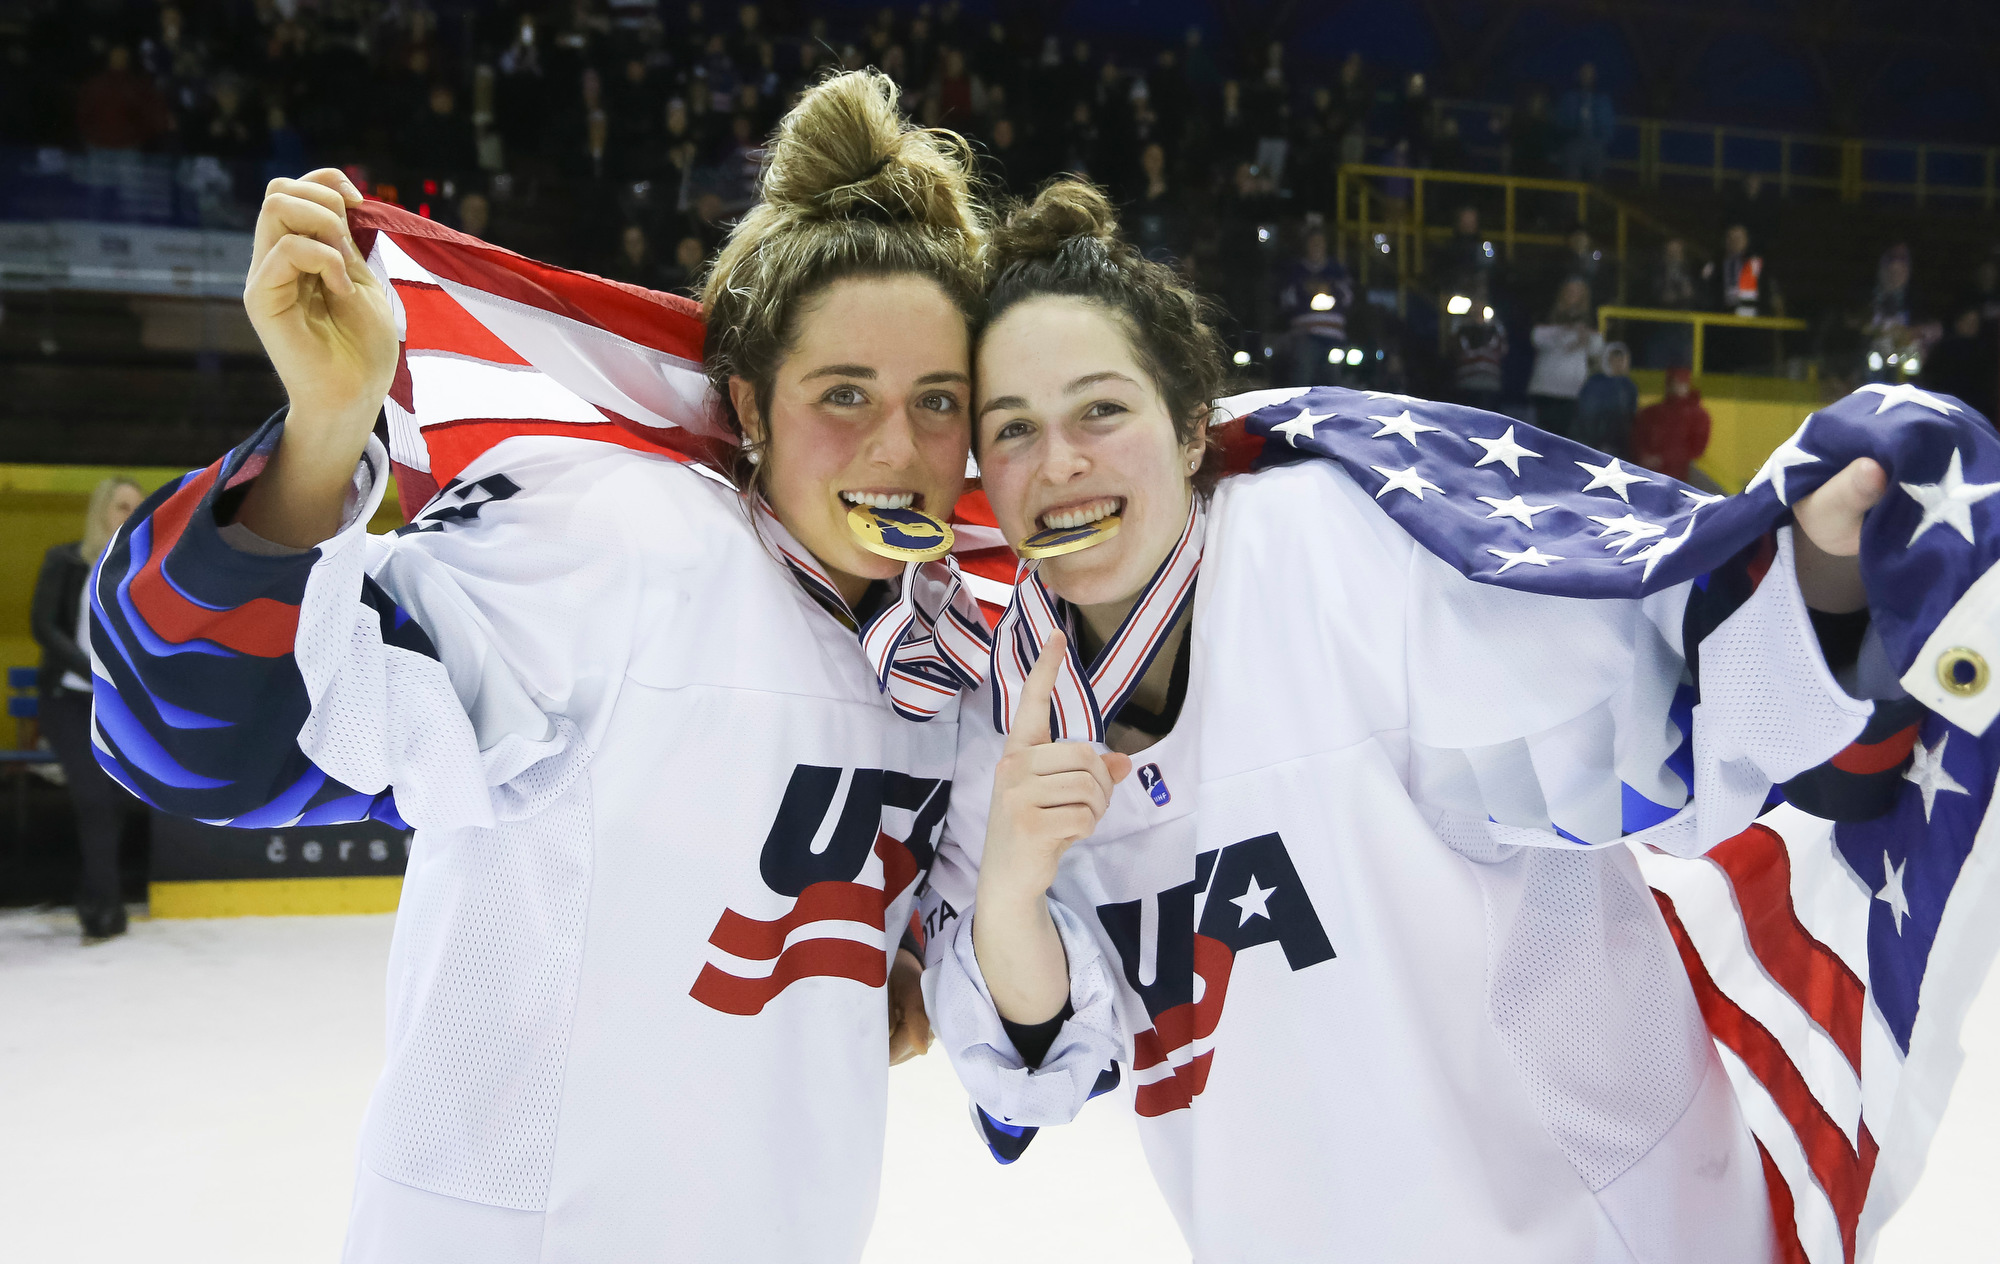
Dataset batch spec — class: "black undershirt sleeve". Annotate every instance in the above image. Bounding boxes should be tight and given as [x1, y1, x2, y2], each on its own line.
[1000, 1000, 1075, 1068]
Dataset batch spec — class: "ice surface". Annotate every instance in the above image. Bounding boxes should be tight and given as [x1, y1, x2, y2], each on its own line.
[0, 906, 1990, 1262]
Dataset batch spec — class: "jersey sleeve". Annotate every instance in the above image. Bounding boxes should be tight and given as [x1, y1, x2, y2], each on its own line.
[88, 410, 651, 831]
[920, 715, 1127, 1159]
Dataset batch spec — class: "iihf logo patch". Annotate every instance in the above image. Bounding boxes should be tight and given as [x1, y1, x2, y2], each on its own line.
[1137, 763, 1170, 806]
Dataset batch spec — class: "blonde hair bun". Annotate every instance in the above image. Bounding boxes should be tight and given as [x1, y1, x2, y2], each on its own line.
[758, 70, 980, 236]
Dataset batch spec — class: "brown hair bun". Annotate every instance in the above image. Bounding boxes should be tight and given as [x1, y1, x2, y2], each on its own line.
[983, 178, 1227, 493]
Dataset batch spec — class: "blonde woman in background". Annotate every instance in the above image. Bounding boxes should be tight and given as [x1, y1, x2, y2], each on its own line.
[30, 476, 144, 941]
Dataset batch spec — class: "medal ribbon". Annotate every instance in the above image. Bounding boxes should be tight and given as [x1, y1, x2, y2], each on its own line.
[756, 503, 990, 721]
[991, 501, 1205, 742]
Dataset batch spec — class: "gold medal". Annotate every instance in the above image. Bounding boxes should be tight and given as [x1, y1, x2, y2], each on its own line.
[846, 503, 955, 562]
[1016, 514, 1121, 559]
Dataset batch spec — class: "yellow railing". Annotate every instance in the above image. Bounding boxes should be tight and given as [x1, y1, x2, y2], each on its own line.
[1434, 98, 2000, 208]
[1594, 307, 1810, 380]
[1332, 164, 1691, 316]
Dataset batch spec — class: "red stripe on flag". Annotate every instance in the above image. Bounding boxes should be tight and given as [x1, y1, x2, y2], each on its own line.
[1655, 891, 1866, 1263]
[706, 880, 885, 961]
[351, 202, 703, 361]
[390, 461, 439, 522]
[391, 279, 530, 364]
[418, 417, 674, 484]
[129, 464, 301, 658]
[1707, 824, 1867, 1073]
[1758, 1137, 1812, 1264]
[688, 938, 886, 1016]
[1829, 724, 1921, 776]
[950, 489, 999, 528]
[1215, 417, 1264, 475]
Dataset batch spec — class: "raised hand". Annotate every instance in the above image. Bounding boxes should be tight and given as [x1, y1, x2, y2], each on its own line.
[1794, 457, 1889, 613]
[237, 169, 401, 548]
[982, 631, 1134, 899]
[973, 632, 1132, 1025]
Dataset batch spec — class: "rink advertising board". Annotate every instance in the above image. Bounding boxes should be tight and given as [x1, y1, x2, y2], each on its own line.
[148, 814, 411, 918]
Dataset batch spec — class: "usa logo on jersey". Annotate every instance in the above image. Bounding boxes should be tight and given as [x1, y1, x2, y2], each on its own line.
[691, 764, 951, 1016]
[1099, 832, 1335, 1115]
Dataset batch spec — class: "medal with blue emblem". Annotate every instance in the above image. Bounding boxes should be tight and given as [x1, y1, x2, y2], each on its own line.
[846, 503, 956, 562]
[1016, 514, 1121, 559]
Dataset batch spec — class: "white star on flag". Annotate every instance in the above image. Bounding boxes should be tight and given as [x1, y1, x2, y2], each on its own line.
[1488, 545, 1561, 572]
[1270, 407, 1335, 448]
[1905, 731, 1969, 820]
[1857, 382, 1963, 416]
[1368, 410, 1441, 446]
[1743, 417, 1820, 506]
[1900, 449, 2000, 546]
[1681, 489, 1726, 507]
[1372, 464, 1444, 501]
[1467, 425, 1542, 477]
[1231, 876, 1277, 926]
[1479, 494, 1557, 528]
[1362, 390, 1427, 405]
[1878, 852, 1912, 934]
[1623, 515, 1698, 581]
[1588, 513, 1667, 552]
[1575, 456, 1653, 503]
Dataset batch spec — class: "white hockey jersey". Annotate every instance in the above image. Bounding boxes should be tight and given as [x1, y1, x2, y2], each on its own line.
[924, 457, 1869, 1262]
[97, 419, 957, 1262]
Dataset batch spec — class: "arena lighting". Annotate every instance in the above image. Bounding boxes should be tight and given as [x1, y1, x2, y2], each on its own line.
[1869, 351, 1886, 370]
[1327, 347, 1345, 363]
[1262, 345, 1276, 358]
[1310, 293, 1336, 311]
[1482, 240, 1495, 258]
[1905, 357, 1922, 374]
[1347, 347, 1366, 365]
[1483, 306, 1495, 321]
[1232, 350, 1252, 366]
[1446, 294, 1472, 315]
[1257, 227, 1272, 243]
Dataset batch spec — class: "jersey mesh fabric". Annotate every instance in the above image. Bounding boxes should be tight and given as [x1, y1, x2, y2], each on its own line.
[1478, 845, 1711, 1191]
[367, 777, 594, 1209]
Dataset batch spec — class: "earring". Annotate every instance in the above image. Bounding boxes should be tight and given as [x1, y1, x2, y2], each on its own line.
[747, 447, 763, 465]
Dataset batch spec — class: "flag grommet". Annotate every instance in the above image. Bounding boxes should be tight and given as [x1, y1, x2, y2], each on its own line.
[1937, 647, 1989, 698]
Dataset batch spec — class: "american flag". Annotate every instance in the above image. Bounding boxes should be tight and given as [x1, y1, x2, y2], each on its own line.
[1224, 384, 2000, 1264]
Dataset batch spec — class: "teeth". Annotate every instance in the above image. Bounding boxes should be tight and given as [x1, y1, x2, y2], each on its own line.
[1040, 498, 1121, 530]
[841, 491, 916, 510]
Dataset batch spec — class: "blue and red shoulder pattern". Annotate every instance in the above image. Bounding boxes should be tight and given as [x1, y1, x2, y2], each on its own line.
[89, 409, 421, 829]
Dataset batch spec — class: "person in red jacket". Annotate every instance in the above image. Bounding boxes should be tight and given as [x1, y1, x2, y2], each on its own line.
[1631, 366, 1715, 486]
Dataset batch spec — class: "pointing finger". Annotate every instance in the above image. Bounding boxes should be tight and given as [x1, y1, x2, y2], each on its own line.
[1005, 629, 1067, 752]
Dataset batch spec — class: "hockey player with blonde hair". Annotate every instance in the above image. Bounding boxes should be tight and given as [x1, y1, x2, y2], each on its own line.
[90, 71, 989, 1261]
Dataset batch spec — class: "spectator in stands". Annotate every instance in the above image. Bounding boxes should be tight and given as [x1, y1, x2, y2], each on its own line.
[1396, 72, 1435, 167]
[1555, 62, 1614, 183]
[1631, 367, 1715, 488]
[1506, 86, 1556, 178]
[1449, 279, 1508, 410]
[1703, 222, 1773, 371]
[1573, 341, 1638, 458]
[1964, 254, 2000, 332]
[659, 233, 706, 294]
[32, 478, 147, 942]
[1277, 226, 1355, 385]
[1528, 277, 1604, 436]
[1547, 223, 1609, 314]
[1921, 305, 1998, 423]
[457, 191, 492, 240]
[605, 223, 665, 287]
[983, 117, 1038, 198]
[1642, 236, 1698, 367]
[1128, 142, 1188, 265]
[75, 45, 172, 151]
[1440, 204, 1496, 298]
[398, 83, 479, 190]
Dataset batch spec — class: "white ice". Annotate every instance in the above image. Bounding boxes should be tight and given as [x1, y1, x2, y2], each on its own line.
[0, 907, 1992, 1262]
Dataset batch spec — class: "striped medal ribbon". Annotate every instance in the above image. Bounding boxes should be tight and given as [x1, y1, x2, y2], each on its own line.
[991, 500, 1204, 742]
[757, 503, 991, 721]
